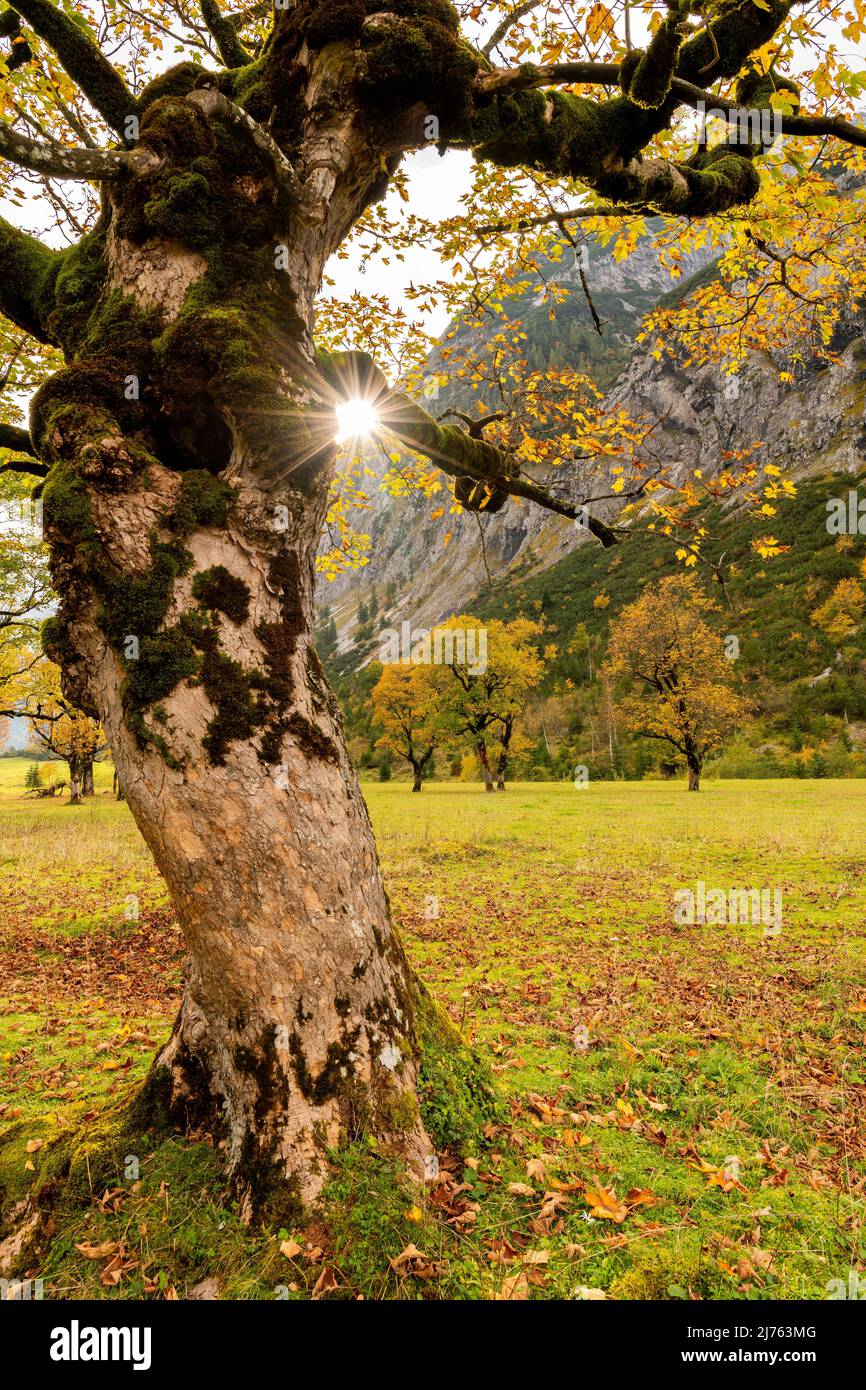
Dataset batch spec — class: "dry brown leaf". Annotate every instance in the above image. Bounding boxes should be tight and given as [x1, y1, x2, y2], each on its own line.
[388, 1243, 443, 1279]
[75, 1240, 119, 1259]
[389, 1243, 428, 1273]
[496, 1269, 529, 1301]
[525, 1158, 546, 1184]
[311, 1266, 339, 1300]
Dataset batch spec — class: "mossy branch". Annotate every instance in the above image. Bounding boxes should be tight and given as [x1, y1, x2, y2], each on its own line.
[186, 85, 322, 223]
[0, 6, 31, 68]
[0, 457, 47, 476]
[480, 64, 866, 153]
[467, 78, 762, 213]
[200, 0, 252, 68]
[676, 0, 793, 86]
[467, 1, 866, 214]
[670, 76, 866, 149]
[0, 420, 33, 454]
[0, 215, 62, 343]
[624, 5, 690, 110]
[321, 351, 624, 547]
[8, 0, 138, 139]
[477, 61, 620, 94]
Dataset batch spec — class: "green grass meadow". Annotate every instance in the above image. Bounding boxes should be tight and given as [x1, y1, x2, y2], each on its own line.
[1, 761, 864, 1300]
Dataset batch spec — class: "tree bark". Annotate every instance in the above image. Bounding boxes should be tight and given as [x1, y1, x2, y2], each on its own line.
[81, 759, 94, 797]
[477, 739, 495, 792]
[687, 761, 701, 791]
[50, 459, 429, 1213]
[65, 753, 83, 805]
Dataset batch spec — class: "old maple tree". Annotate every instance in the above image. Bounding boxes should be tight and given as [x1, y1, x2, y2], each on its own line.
[605, 574, 750, 789]
[372, 662, 438, 790]
[0, 0, 864, 1217]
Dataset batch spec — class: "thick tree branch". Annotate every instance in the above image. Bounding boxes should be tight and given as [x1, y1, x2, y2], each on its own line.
[186, 85, 322, 222]
[0, 120, 156, 180]
[676, 0, 792, 86]
[0, 457, 47, 476]
[477, 62, 621, 94]
[200, 0, 252, 67]
[463, 2, 857, 215]
[0, 6, 31, 68]
[0, 421, 33, 453]
[480, 63, 866, 151]
[0, 215, 61, 343]
[8, 0, 138, 139]
[669, 76, 866, 149]
[466, 84, 762, 215]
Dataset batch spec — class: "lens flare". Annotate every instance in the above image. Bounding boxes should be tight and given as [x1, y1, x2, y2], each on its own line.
[335, 397, 379, 445]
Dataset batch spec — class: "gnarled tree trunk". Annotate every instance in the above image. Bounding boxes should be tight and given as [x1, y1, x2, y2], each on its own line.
[46, 434, 429, 1217]
[35, 62, 437, 1215]
[90, 491, 423, 1212]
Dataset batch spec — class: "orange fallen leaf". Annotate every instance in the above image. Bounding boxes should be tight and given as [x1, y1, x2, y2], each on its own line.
[625, 1187, 656, 1209]
[584, 1186, 629, 1223]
